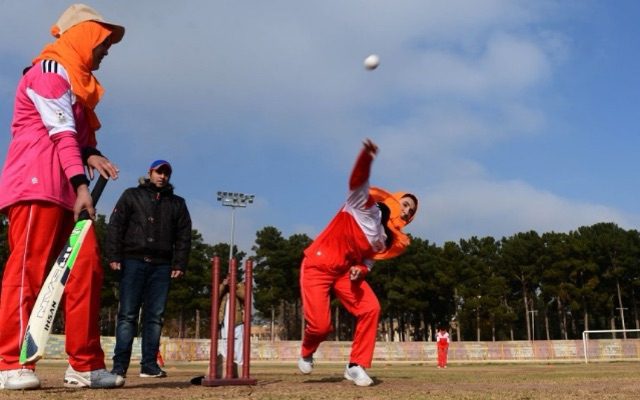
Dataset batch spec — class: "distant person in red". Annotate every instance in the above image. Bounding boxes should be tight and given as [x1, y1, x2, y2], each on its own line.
[297, 139, 418, 387]
[436, 327, 450, 368]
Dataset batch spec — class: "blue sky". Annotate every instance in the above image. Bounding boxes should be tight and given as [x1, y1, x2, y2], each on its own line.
[1, 1, 639, 255]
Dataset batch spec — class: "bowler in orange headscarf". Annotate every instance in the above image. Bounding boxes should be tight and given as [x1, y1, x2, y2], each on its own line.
[0, 4, 125, 390]
[298, 139, 418, 386]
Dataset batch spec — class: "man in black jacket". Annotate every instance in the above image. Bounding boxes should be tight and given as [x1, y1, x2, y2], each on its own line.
[105, 160, 191, 379]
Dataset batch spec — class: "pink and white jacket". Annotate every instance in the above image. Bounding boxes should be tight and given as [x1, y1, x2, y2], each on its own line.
[0, 60, 93, 212]
[436, 331, 450, 346]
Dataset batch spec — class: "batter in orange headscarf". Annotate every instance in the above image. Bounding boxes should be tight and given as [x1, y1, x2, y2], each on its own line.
[34, 14, 122, 144]
[298, 139, 418, 387]
[0, 4, 125, 390]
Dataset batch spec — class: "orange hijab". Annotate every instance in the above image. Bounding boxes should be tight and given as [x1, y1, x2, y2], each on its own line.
[369, 187, 418, 260]
[34, 21, 114, 144]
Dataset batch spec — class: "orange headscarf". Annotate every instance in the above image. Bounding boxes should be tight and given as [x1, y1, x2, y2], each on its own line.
[34, 20, 114, 145]
[369, 186, 418, 260]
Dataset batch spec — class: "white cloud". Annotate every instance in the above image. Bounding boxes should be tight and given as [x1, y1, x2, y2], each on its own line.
[399, 33, 552, 99]
[419, 179, 639, 243]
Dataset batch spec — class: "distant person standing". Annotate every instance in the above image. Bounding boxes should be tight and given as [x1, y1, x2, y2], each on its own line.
[0, 3, 125, 390]
[105, 160, 192, 379]
[436, 327, 450, 368]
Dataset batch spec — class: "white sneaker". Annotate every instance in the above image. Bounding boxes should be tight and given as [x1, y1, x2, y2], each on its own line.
[139, 368, 167, 378]
[64, 366, 125, 388]
[297, 356, 314, 374]
[0, 368, 40, 390]
[344, 364, 373, 387]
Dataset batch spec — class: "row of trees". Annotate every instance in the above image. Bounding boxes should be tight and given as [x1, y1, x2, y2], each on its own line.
[252, 222, 640, 342]
[1, 214, 639, 342]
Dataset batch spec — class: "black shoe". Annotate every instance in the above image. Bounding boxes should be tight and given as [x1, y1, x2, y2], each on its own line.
[110, 368, 127, 379]
[140, 368, 167, 378]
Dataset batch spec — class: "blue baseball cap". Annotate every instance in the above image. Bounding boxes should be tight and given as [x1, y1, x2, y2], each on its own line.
[149, 159, 172, 173]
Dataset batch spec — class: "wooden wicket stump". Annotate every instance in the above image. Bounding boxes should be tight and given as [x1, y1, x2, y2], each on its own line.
[202, 257, 257, 387]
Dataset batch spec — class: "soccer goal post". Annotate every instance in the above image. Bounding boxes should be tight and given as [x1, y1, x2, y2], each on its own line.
[582, 329, 640, 363]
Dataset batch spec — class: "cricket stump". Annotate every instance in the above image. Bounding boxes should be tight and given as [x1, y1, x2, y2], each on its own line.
[202, 256, 257, 386]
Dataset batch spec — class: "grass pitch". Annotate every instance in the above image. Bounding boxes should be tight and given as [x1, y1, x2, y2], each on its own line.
[1, 360, 639, 399]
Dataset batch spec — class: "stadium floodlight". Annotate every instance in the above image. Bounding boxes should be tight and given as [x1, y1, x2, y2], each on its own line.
[216, 191, 255, 261]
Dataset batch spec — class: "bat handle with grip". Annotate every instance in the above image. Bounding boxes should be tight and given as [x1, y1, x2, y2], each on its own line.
[78, 175, 109, 221]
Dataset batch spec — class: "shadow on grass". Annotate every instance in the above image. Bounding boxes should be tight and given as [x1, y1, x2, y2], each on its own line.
[189, 375, 281, 387]
[302, 376, 383, 386]
[303, 376, 344, 383]
[117, 381, 194, 389]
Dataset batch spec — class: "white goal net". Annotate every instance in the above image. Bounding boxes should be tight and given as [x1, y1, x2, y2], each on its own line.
[582, 329, 640, 363]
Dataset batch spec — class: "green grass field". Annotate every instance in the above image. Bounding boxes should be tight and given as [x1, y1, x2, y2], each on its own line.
[2, 360, 640, 399]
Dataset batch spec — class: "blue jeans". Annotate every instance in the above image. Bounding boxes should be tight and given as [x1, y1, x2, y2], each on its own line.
[112, 259, 171, 373]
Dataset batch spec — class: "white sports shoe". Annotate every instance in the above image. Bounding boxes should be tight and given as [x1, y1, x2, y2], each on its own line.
[63, 366, 125, 388]
[344, 364, 373, 387]
[298, 356, 314, 374]
[0, 368, 40, 390]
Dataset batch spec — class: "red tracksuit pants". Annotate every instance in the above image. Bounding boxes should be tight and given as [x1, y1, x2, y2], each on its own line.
[437, 343, 449, 367]
[0, 202, 106, 372]
[300, 259, 380, 368]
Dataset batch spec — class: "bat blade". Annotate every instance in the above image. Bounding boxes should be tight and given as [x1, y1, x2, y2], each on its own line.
[20, 219, 93, 364]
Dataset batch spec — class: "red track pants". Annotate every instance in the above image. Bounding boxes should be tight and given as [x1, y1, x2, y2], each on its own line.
[0, 202, 106, 372]
[437, 343, 449, 367]
[300, 259, 380, 368]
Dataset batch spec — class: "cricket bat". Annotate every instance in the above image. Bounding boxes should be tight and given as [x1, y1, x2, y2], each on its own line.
[19, 175, 108, 364]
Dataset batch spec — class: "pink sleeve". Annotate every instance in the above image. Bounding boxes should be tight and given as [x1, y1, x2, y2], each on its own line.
[29, 69, 84, 180]
[28, 70, 77, 135]
[51, 131, 85, 179]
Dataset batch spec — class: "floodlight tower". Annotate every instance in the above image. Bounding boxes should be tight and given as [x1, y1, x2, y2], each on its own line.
[216, 191, 255, 262]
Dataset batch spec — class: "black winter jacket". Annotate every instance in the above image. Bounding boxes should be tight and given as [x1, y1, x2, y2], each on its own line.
[105, 179, 192, 271]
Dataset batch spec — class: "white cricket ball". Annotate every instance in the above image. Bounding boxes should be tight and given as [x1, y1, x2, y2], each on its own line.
[364, 54, 380, 70]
